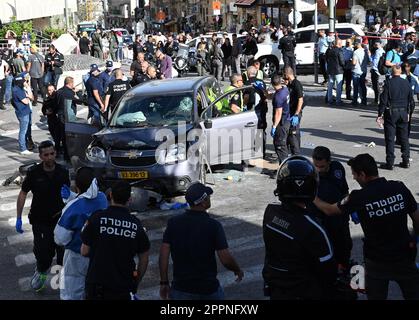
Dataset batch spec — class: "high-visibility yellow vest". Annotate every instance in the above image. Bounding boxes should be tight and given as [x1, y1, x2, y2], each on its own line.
[221, 85, 243, 114]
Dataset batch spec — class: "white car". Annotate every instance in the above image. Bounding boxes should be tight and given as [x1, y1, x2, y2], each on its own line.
[255, 23, 365, 77]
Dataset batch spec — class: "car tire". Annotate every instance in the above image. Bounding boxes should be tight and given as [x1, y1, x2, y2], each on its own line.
[260, 57, 278, 78]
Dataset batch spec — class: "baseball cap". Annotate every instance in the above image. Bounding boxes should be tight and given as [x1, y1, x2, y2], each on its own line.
[90, 64, 99, 73]
[185, 183, 214, 206]
[106, 60, 113, 68]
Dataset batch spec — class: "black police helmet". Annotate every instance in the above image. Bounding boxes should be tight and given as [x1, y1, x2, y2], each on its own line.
[274, 156, 319, 204]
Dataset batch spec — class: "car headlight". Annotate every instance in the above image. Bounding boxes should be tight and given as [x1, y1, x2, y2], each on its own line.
[86, 146, 107, 163]
[165, 143, 186, 164]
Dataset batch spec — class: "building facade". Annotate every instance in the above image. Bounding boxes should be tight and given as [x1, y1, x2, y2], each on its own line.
[0, 0, 78, 30]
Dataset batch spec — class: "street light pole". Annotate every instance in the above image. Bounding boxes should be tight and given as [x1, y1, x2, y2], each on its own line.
[293, 0, 297, 29]
[328, 0, 335, 33]
[64, 0, 69, 31]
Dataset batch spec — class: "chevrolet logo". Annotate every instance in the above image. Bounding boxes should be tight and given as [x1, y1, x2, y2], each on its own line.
[125, 150, 142, 159]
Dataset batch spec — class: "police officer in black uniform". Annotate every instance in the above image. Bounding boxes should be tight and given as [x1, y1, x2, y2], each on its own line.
[263, 156, 337, 300]
[81, 181, 150, 300]
[16, 140, 70, 292]
[377, 65, 415, 170]
[314, 153, 419, 300]
[284, 66, 304, 156]
[308, 147, 353, 274]
[278, 28, 296, 75]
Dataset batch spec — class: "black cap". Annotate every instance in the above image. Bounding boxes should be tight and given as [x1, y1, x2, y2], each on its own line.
[106, 60, 113, 68]
[185, 183, 213, 206]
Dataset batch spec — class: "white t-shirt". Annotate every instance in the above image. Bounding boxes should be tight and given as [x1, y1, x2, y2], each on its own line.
[0, 60, 9, 80]
[414, 10, 419, 18]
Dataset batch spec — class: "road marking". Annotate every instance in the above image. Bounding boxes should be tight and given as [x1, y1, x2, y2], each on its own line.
[7, 232, 33, 246]
[146, 211, 262, 242]
[148, 234, 263, 266]
[139, 263, 264, 300]
[7, 216, 30, 227]
[15, 253, 36, 267]
[0, 201, 30, 212]
[0, 189, 23, 199]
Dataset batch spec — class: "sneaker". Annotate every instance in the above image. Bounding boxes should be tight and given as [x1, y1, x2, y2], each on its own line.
[20, 150, 33, 156]
[30, 270, 47, 292]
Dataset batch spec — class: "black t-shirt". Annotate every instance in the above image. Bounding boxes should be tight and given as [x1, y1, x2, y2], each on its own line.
[21, 163, 70, 225]
[308, 161, 349, 228]
[106, 79, 130, 112]
[288, 78, 304, 115]
[79, 37, 90, 54]
[81, 206, 150, 292]
[338, 178, 417, 262]
[130, 61, 142, 79]
[162, 210, 228, 295]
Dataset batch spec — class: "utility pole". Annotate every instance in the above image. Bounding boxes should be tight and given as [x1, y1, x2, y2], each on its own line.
[314, 1, 318, 83]
[293, 0, 297, 29]
[64, 0, 69, 31]
[328, 0, 335, 33]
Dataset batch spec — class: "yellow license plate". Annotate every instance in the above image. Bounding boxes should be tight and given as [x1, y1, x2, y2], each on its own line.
[119, 171, 149, 179]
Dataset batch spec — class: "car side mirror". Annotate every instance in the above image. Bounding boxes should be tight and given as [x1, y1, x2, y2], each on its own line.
[204, 119, 212, 129]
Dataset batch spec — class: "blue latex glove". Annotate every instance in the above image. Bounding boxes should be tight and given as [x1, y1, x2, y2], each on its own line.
[290, 115, 299, 127]
[16, 218, 24, 234]
[61, 185, 71, 200]
[351, 212, 360, 224]
[270, 127, 276, 138]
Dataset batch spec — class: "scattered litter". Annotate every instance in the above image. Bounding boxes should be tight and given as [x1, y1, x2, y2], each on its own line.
[227, 176, 233, 181]
[303, 142, 315, 148]
[367, 142, 376, 148]
[329, 125, 333, 128]
[353, 144, 363, 148]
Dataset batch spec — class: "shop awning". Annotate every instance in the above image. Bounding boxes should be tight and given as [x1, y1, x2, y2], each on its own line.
[234, 0, 257, 7]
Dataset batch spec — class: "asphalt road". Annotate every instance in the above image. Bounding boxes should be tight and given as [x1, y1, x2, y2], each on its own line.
[0, 74, 417, 300]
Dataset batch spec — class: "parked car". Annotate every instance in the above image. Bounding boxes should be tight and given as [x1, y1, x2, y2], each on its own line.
[255, 23, 365, 77]
[64, 76, 263, 195]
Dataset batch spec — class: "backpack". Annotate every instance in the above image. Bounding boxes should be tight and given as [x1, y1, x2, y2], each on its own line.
[279, 35, 295, 53]
[378, 50, 394, 75]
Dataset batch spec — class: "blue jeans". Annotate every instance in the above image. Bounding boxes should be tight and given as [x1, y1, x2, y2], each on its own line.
[352, 72, 367, 104]
[44, 71, 60, 88]
[88, 103, 102, 126]
[4, 75, 13, 103]
[327, 74, 344, 104]
[16, 112, 32, 152]
[169, 285, 225, 300]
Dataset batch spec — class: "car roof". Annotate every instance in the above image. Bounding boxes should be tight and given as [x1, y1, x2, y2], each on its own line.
[295, 23, 365, 34]
[129, 76, 213, 95]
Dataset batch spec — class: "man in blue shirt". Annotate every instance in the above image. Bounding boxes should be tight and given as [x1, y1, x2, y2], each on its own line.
[370, 42, 385, 104]
[385, 42, 402, 77]
[159, 183, 243, 300]
[270, 74, 290, 164]
[98, 60, 115, 94]
[317, 30, 329, 85]
[12, 75, 33, 155]
[86, 64, 104, 126]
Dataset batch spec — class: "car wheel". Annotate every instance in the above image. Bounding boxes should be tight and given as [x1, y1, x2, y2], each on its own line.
[260, 57, 278, 78]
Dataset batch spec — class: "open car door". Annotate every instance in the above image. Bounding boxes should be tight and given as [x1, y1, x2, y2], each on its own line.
[200, 85, 264, 165]
[64, 99, 103, 160]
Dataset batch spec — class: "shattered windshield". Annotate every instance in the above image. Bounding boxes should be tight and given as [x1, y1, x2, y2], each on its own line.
[109, 92, 194, 128]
